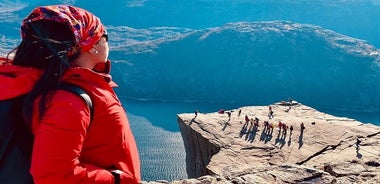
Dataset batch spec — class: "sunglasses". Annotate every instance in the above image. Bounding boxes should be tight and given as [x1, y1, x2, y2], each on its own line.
[102, 33, 109, 42]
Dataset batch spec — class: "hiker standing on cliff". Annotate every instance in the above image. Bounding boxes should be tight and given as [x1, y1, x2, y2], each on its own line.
[268, 106, 274, 119]
[282, 124, 288, 135]
[356, 138, 361, 151]
[300, 122, 306, 132]
[1, 5, 140, 183]
[226, 111, 232, 121]
[288, 98, 293, 106]
[264, 121, 269, 129]
[245, 115, 250, 124]
[290, 125, 294, 134]
[278, 121, 283, 132]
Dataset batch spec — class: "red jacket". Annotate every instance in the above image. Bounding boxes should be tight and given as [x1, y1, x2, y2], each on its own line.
[0, 59, 141, 184]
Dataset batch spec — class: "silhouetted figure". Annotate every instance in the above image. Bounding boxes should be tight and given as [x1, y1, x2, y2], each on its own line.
[356, 138, 361, 151]
[238, 109, 242, 116]
[226, 111, 231, 121]
[300, 122, 305, 132]
[245, 115, 249, 124]
[282, 124, 288, 135]
[194, 110, 199, 118]
[290, 125, 293, 134]
[253, 118, 259, 127]
[286, 98, 293, 112]
[268, 110, 274, 119]
[278, 121, 283, 132]
[268, 106, 274, 119]
[190, 110, 199, 125]
[288, 98, 293, 105]
[264, 121, 269, 130]
[356, 137, 362, 158]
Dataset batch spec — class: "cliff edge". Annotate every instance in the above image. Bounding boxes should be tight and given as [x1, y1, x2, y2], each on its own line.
[145, 102, 380, 184]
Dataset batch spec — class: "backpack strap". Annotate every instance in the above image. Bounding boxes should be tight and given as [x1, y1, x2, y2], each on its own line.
[58, 82, 94, 122]
[0, 95, 34, 183]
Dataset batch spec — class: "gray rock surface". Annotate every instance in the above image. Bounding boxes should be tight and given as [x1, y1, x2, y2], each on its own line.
[145, 102, 380, 184]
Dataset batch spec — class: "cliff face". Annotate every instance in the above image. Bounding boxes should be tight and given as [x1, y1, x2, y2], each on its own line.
[144, 102, 380, 184]
[177, 116, 220, 177]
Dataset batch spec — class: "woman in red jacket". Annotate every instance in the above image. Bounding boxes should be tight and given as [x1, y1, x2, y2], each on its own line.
[2, 5, 140, 184]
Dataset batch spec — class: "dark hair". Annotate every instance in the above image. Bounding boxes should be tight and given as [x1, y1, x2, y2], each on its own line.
[8, 20, 80, 124]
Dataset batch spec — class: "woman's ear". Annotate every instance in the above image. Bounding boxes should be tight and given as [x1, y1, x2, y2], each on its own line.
[89, 48, 98, 54]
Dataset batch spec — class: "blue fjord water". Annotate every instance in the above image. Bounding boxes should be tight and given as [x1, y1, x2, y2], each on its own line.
[1, 0, 380, 181]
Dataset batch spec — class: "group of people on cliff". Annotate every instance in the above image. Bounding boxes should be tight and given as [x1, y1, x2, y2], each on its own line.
[210, 103, 306, 140]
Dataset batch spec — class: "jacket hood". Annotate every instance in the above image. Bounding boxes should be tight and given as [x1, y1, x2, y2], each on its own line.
[0, 64, 43, 100]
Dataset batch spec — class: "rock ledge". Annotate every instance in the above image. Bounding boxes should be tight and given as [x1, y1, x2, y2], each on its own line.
[145, 102, 380, 184]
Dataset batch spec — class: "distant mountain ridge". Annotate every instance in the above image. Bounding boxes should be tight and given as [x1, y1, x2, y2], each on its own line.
[111, 21, 380, 112]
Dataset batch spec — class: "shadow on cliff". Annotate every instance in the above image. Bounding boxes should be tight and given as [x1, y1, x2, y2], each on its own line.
[288, 132, 292, 146]
[298, 131, 304, 149]
[240, 121, 249, 138]
[247, 125, 259, 143]
[356, 142, 362, 159]
[275, 130, 287, 149]
[189, 118, 199, 126]
[356, 150, 362, 159]
[259, 125, 273, 143]
[222, 119, 231, 131]
[239, 122, 260, 142]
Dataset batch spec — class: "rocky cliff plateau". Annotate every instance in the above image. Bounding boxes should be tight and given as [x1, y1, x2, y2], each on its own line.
[143, 102, 380, 184]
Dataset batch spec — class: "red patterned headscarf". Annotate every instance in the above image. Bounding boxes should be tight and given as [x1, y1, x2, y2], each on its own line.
[21, 5, 105, 52]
